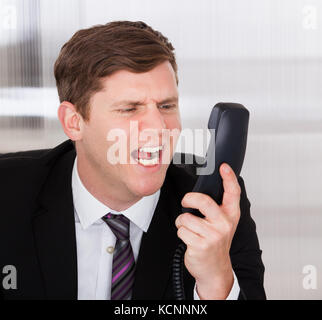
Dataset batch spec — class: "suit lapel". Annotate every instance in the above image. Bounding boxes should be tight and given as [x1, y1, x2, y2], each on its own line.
[32, 148, 78, 300]
[132, 169, 195, 300]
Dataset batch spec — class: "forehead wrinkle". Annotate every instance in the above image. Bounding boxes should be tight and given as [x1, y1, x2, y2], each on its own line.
[110, 94, 178, 108]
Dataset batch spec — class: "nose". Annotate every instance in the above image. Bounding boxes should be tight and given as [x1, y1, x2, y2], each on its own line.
[137, 104, 167, 147]
[140, 104, 167, 134]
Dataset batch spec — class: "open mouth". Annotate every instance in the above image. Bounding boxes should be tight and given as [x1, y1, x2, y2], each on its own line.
[131, 145, 163, 166]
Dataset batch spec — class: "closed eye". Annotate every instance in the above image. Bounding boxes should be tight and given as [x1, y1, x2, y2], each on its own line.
[159, 104, 176, 110]
[117, 107, 137, 113]
[117, 104, 176, 114]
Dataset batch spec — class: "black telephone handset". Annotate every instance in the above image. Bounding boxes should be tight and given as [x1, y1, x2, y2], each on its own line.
[173, 102, 250, 300]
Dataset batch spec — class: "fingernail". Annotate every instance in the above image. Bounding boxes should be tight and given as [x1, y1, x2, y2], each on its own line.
[223, 164, 230, 174]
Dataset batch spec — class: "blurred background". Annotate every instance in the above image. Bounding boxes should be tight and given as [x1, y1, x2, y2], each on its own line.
[0, 0, 321, 299]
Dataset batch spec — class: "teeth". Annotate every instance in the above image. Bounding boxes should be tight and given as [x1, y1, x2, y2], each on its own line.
[138, 157, 159, 166]
[139, 145, 163, 153]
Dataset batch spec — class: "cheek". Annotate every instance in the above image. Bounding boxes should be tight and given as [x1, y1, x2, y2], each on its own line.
[82, 117, 115, 160]
[84, 111, 122, 144]
[105, 124, 132, 164]
[164, 114, 182, 145]
[83, 125, 107, 154]
[166, 112, 182, 131]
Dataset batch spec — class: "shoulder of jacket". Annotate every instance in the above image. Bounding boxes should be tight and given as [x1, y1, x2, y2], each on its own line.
[0, 139, 74, 169]
[0, 140, 75, 211]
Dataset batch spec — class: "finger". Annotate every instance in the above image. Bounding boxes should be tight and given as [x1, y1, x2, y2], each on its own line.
[175, 213, 214, 238]
[181, 192, 221, 223]
[220, 163, 241, 213]
[177, 225, 203, 247]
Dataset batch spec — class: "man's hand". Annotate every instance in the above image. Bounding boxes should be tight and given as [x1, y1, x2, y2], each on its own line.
[175, 163, 241, 300]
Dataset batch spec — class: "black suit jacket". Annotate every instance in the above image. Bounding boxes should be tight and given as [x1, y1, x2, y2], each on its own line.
[0, 139, 265, 300]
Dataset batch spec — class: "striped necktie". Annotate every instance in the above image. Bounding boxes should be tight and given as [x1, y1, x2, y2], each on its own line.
[102, 213, 136, 300]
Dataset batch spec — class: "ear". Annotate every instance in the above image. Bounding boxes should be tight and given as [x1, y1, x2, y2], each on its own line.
[57, 101, 84, 141]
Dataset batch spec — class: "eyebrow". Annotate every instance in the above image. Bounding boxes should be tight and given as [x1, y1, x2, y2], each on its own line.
[110, 96, 178, 108]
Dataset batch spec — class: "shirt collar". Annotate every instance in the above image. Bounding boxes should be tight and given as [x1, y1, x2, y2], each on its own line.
[72, 156, 160, 232]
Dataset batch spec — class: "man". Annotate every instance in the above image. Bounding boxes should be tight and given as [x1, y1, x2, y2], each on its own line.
[0, 21, 265, 300]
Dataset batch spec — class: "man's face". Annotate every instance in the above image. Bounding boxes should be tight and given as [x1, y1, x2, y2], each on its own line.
[79, 61, 181, 201]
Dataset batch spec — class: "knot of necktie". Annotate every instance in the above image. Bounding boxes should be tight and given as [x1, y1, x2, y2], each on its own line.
[102, 213, 130, 241]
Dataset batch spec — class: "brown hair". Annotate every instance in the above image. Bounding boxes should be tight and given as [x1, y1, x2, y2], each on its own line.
[54, 21, 178, 121]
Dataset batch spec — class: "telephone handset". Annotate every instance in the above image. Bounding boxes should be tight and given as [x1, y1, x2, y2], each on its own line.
[173, 102, 250, 300]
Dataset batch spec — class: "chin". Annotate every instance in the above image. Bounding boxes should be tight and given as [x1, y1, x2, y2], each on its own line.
[131, 177, 164, 197]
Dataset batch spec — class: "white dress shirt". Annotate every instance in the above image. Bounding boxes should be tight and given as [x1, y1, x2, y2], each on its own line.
[72, 157, 240, 300]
